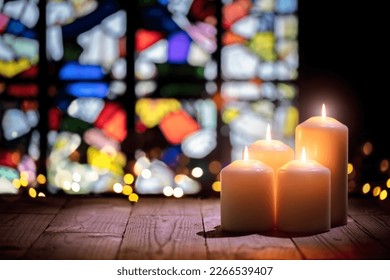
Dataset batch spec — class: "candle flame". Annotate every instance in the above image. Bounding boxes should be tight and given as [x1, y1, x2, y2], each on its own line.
[243, 146, 249, 161]
[301, 147, 307, 163]
[322, 104, 326, 118]
[266, 123, 272, 142]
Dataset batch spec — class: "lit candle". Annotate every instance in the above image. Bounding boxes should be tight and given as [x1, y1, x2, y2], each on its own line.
[248, 124, 294, 173]
[276, 148, 331, 233]
[220, 146, 274, 232]
[295, 104, 348, 227]
[248, 124, 294, 223]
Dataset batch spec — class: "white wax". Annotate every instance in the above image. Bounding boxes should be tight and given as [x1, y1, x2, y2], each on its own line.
[248, 139, 294, 224]
[295, 116, 348, 226]
[276, 159, 331, 233]
[248, 139, 294, 173]
[220, 159, 274, 232]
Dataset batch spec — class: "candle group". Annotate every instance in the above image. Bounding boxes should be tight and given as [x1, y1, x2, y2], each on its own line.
[220, 105, 348, 234]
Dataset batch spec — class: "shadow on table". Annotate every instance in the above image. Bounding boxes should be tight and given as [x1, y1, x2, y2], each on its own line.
[197, 226, 325, 238]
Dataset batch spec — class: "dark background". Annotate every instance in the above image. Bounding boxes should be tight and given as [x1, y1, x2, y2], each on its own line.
[298, 1, 388, 160]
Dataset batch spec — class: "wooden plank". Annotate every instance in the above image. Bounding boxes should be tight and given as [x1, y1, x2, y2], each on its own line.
[348, 197, 388, 216]
[0, 213, 55, 259]
[1, 197, 67, 215]
[46, 197, 131, 234]
[201, 199, 302, 260]
[351, 214, 390, 249]
[24, 232, 122, 260]
[131, 197, 202, 216]
[118, 198, 206, 259]
[293, 217, 390, 259]
[0, 195, 18, 212]
[118, 215, 207, 259]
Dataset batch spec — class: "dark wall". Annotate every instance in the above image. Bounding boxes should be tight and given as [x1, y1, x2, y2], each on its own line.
[298, 1, 388, 158]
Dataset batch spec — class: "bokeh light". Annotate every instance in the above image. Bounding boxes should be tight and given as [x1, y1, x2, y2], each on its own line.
[129, 193, 139, 202]
[380, 190, 388, 200]
[122, 185, 133, 195]
[37, 174, 47, 185]
[29, 188, 37, 198]
[209, 161, 222, 174]
[362, 142, 373, 156]
[163, 186, 174, 197]
[212, 181, 221, 192]
[373, 186, 381, 197]
[380, 160, 389, 173]
[347, 163, 353, 174]
[123, 173, 134, 185]
[191, 167, 203, 178]
[173, 187, 184, 198]
[113, 183, 123, 193]
[362, 183, 371, 194]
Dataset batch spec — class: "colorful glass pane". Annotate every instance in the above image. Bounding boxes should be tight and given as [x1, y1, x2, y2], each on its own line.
[134, 0, 219, 195]
[46, 0, 128, 195]
[0, 0, 40, 194]
[221, 0, 299, 161]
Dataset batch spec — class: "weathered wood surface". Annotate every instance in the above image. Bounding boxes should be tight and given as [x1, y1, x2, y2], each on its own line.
[0, 195, 389, 260]
[201, 199, 302, 260]
[118, 198, 206, 260]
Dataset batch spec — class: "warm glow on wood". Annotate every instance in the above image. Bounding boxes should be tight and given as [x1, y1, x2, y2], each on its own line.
[266, 123, 272, 142]
[322, 104, 327, 118]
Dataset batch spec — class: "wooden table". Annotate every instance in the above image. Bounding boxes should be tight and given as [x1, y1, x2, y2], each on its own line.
[1, 195, 390, 260]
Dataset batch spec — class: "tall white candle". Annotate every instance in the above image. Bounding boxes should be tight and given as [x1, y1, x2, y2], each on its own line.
[248, 124, 294, 224]
[276, 148, 331, 233]
[295, 104, 348, 227]
[220, 146, 274, 232]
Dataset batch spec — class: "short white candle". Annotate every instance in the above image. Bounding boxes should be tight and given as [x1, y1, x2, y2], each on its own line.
[276, 148, 331, 234]
[220, 146, 274, 233]
[295, 104, 348, 227]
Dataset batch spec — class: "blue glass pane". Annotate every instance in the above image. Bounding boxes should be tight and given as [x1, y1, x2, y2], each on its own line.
[65, 82, 109, 98]
[60, 63, 105, 80]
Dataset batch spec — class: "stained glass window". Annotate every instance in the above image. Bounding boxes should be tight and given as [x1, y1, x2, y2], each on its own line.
[0, 0, 40, 194]
[133, 0, 299, 196]
[46, 0, 128, 195]
[221, 0, 299, 161]
[0, 0, 299, 198]
[134, 0, 219, 196]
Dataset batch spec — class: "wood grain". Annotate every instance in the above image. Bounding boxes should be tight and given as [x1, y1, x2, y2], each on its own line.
[1, 195, 390, 260]
[118, 215, 207, 259]
[131, 197, 202, 216]
[24, 232, 122, 260]
[119, 198, 205, 259]
[348, 197, 388, 216]
[351, 215, 390, 249]
[46, 197, 131, 234]
[292, 217, 390, 259]
[0, 196, 18, 212]
[0, 196, 67, 214]
[0, 213, 55, 259]
[201, 199, 302, 260]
